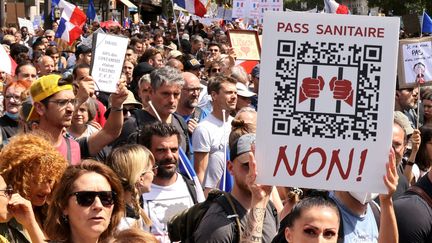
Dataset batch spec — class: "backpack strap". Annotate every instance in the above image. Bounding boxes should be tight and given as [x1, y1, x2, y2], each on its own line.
[181, 174, 198, 204]
[216, 193, 242, 243]
[408, 185, 432, 208]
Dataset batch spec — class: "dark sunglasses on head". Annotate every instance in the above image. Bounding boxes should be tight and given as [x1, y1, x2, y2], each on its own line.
[72, 191, 116, 207]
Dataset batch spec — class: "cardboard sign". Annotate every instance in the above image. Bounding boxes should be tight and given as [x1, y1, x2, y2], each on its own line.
[18, 18, 35, 35]
[398, 37, 432, 88]
[228, 30, 260, 60]
[90, 33, 128, 93]
[256, 11, 400, 193]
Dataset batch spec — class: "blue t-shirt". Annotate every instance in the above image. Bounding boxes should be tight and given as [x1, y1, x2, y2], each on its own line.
[329, 192, 379, 243]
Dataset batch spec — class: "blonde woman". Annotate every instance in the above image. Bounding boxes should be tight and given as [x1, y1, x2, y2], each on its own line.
[106, 144, 156, 231]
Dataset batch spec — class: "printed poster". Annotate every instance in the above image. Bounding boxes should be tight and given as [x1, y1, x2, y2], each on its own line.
[256, 12, 400, 193]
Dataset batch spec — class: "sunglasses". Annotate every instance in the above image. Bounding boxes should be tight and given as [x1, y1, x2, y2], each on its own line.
[72, 191, 116, 207]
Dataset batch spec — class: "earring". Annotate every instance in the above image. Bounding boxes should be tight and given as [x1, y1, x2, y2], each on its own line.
[61, 214, 69, 224]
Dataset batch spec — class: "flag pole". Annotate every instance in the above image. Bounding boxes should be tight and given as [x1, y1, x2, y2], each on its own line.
[421, 9, 425, 38]
[170, 0, 183, 52]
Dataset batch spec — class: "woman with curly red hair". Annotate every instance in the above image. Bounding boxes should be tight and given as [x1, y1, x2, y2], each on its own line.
[0, 132, 68, 242]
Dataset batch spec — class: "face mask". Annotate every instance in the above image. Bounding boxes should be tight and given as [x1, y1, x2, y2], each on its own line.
[5, 112, 19, 121]
[348, 191, 379, 205]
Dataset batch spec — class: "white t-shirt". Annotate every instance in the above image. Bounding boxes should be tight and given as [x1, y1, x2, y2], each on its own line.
[141, 174, 194, 243]
[192, 113, 233, 189]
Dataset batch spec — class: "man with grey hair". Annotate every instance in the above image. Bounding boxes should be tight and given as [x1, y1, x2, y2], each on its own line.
[119, 66, 192, 157]
[37, 56, 55, 76]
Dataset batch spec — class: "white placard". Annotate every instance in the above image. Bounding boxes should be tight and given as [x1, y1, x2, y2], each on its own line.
[18, 18, 35, 35]
[90, 33, 128, 93]
[398, 37, 432, 88]
[256, 12, 400, 193]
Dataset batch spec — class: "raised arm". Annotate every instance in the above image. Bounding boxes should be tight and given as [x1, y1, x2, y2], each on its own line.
[404, 129, 420, 184]
[378, 150, 399, 243]
[87, 79, 128, 155]
[241, 148, 273, 243]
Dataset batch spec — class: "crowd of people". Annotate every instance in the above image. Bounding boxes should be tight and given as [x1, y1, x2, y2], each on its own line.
[0, 15, 429, 243]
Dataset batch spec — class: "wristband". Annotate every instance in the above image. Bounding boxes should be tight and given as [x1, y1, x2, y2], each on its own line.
[111, 107, 123, 112]
[406, 161, 415, 166]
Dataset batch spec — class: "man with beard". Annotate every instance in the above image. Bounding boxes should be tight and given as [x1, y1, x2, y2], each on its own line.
[27, 74, 127, 164]
[176, 72, 208, 135]
[139, 123, 198, 243]
[194, 134, 278, 242]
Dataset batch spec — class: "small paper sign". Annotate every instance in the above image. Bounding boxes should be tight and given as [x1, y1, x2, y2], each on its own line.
[90, 33, 128, 93]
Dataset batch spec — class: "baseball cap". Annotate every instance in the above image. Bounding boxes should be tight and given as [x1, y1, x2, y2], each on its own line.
[230, 133, 256, 162]
[184, 58, 201, 71]
[236, 82, 256, 98]
[27, 74, 73, 121]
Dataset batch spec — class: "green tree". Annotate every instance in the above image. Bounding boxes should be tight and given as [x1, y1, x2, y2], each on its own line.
[368, 0, 432, 16]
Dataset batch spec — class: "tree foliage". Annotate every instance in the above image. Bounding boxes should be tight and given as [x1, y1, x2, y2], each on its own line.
[368, 0, 432, 16]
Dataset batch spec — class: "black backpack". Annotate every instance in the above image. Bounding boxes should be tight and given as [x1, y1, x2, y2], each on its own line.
[167, 190, 242, 243]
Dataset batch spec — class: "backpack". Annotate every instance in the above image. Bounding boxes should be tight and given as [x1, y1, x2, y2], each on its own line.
[167, 189, 242, 243]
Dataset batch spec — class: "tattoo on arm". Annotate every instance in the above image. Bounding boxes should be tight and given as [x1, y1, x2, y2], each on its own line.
[240, 207, 266, 243]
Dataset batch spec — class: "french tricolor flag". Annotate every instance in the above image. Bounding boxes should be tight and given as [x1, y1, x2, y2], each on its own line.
[53, 0, 86, 45]
[324, 0, 349, 14]
[174, 0, 207, 17]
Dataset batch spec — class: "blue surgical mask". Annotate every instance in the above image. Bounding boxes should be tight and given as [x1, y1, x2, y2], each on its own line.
[4, 112, 19, 121]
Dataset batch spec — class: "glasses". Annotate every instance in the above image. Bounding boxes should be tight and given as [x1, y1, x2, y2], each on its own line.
[0, 186, 14, 199]
[72, 191, 116, 207]
[183, 87, 203, 93]
[5, 94, 21, 102]
[141, 165, 158, 176]
[48, 98, 78, 108]
[211, 68, 221, 73]
[209, 49, 219, 53]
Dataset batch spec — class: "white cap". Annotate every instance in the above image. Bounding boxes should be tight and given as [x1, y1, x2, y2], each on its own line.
[236, 82, 256, 98]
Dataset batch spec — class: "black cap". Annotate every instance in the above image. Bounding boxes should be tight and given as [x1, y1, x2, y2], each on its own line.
[133, 62, 155, 81]
[184, 58, 201, 71]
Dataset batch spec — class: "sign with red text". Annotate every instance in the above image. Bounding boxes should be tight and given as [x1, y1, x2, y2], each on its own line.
[397, 37, 432, 88]
[255, 12, 400, 193]
[90, 33, 128, 93]
[228, 30, 261, 60]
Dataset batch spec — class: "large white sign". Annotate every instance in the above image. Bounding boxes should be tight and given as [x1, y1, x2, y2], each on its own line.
[256, 12, 400, 193]
[90, 33, 128, 93]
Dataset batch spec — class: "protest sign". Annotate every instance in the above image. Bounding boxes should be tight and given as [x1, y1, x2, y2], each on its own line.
[258, 0, 283, 24]
[397, 37, 432, 88]
[228, 30, 260, 60]
[256, 11, 400, 193]
[90, 33, 128, 93]
[18, 18, 35, 35]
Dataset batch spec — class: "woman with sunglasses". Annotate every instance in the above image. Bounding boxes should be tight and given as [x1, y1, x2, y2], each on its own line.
[106, 144, 156, 231]
[0, 133, 68, 238]
[45, 160, 124, 243]
[0, 175, 46, 243]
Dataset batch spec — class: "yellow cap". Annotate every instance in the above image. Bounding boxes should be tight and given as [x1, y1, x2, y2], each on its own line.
[27, 74, 73, 121]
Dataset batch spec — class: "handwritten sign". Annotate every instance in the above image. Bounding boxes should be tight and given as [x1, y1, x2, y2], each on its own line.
[398, 37, 432, 88]
[256, 11, 400, 193]
[90, 33, 128, 93]
[228, 30, 260, 60]
[18, 18, 35, 35]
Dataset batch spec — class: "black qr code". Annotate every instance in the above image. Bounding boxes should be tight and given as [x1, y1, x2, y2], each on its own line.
[272, 40, 382, 141]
